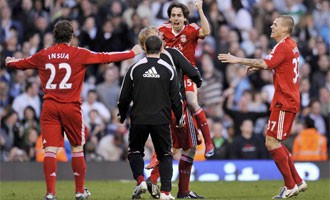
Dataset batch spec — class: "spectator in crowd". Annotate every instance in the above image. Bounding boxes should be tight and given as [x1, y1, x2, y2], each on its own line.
[0, 110, 21, 161]
[229, 119, 266, 159]
[308, 99, 329, 137]
[223, 91, 269, 136]
[12, 81, 41, 120]
[292, 116, 328, 161]
[82, 89, 111, 124]
[198, 52, 224, 118]
[20, 105, 40, 132]
[208, 120, 230, 160]
[95, 66, 121, 112]
[0, 80, 12, 112]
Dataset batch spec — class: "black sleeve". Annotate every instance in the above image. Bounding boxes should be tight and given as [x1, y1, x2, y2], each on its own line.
[117, 66, 133, 122]
[169, 69, 184, 124]
[167, 48, 203, 88]
[223, 96, 238, 119]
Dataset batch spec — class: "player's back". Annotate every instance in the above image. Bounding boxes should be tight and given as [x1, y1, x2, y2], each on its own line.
[37, 44, 89, 104]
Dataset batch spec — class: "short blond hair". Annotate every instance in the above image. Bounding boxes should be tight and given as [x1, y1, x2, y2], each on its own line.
[138, 26, 158, 51]
[278, 15, 295, 34]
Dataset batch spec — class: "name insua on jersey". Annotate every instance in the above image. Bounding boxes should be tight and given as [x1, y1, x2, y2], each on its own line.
[48, 53, 69, 60]
[143, 67, 160, 78]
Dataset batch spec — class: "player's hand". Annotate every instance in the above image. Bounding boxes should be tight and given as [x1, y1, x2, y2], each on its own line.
[246, 66, 259, 75]
[117, 113, 126, 124]
[5, 57, 17, 66]
[132, 44, 142, 56]
[176, 114, 186, 128]
[217, 53, 240, 64]
[195, 0, 203, 11]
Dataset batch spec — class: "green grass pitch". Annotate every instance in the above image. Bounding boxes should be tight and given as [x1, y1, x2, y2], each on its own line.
[1, 179, 329, 200]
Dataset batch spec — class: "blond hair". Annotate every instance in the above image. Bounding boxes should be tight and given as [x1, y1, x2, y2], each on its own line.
[138, 26, 158, 51]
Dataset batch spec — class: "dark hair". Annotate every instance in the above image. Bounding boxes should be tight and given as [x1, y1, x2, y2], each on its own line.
[145, 36, 162, 54]
[53, 20, 73, 44]
[167, 2, 190, 22]
[304, 116, 315, 129]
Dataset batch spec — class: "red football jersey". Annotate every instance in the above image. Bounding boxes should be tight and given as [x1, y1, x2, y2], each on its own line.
[158, 22, 201, 66]
[263, 36, 300, 113]
[7, 43, 135, 104]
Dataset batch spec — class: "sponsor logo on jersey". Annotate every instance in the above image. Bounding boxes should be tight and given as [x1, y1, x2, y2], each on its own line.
[143, 67, 160, 78]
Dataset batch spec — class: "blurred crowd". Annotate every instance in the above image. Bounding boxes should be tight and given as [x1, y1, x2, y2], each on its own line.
[0, 0, 329, 162]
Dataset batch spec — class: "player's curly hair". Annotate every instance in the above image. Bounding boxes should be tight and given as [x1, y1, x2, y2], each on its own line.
[53, 20, 73, 44]
[167, 2, 190, 24]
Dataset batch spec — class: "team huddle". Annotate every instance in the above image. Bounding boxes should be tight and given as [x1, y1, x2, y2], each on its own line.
[5, 0, 308, 200]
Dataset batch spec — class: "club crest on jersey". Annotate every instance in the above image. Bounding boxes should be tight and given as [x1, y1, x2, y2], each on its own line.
[180, 35, 187, 43]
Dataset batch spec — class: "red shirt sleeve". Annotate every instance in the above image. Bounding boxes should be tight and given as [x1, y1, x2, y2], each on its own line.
[7, 50, 44, 70]
[78, 48, 135, 65]
[263, 43, 286, 70]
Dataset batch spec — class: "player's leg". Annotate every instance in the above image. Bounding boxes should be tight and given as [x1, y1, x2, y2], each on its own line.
[282, 145, 307, 192]
[185, 78, 214, 157]
[265, 107, 299, 198]
[61, 103, 90, 199]
[172, 107, 204, 199]
[150, 125, 173, 198]
[41, 100, 63, 199]
[128, 124, 149, 199]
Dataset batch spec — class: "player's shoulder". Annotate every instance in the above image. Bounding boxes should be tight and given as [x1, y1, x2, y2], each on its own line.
[159, 23, 172, 30]
[187, 23, 200, 30]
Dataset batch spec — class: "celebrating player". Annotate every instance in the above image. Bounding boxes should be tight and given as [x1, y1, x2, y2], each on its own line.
[218, 15, 308, 199]
[138, 26, 204, 199]
[5, 20, 141, 200]
[158, 0, 214, 159]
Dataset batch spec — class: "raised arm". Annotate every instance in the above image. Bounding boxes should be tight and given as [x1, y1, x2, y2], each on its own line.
[196, 0, 210, 37]
[218, 53, 268, 70]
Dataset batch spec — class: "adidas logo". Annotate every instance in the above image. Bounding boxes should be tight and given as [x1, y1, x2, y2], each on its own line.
[43, 139, 47, 144]
[50, 172, 56, 177]
[143, 67, 160, 78]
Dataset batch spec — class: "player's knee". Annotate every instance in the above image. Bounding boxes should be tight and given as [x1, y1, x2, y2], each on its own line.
[182, 147, 196, 158]
[157, 151, 173, 161]
[45, 146, 59, 153]
[127, 150, 144, 159]
[265, 136, 281, 151]
[71, 145, 84, 152]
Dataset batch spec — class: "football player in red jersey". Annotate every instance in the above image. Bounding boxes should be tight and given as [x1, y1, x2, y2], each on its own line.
[145, 1, 212, 199]
[158, 1, 214, 160]
[5, 20, 141, 200]
[218, 15, 308, 199]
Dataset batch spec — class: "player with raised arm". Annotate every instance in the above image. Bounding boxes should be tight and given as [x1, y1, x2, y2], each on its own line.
[138, 26, 204, 199]
[5, 20, 141, 200]
[218, 15, 308, 199]
[158, 0, 214, 159]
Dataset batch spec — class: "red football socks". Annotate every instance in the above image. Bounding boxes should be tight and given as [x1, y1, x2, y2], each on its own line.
[194, 108, 212, 145]
[270, 146, 296, 189]
[71, 151, 86, 193]
[44, 152, 57, 195]
[282, 145, 303, 184]
[178, 154, 194, 195]
[136, 175, 145, 185]
[150, 165, 160, 184]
